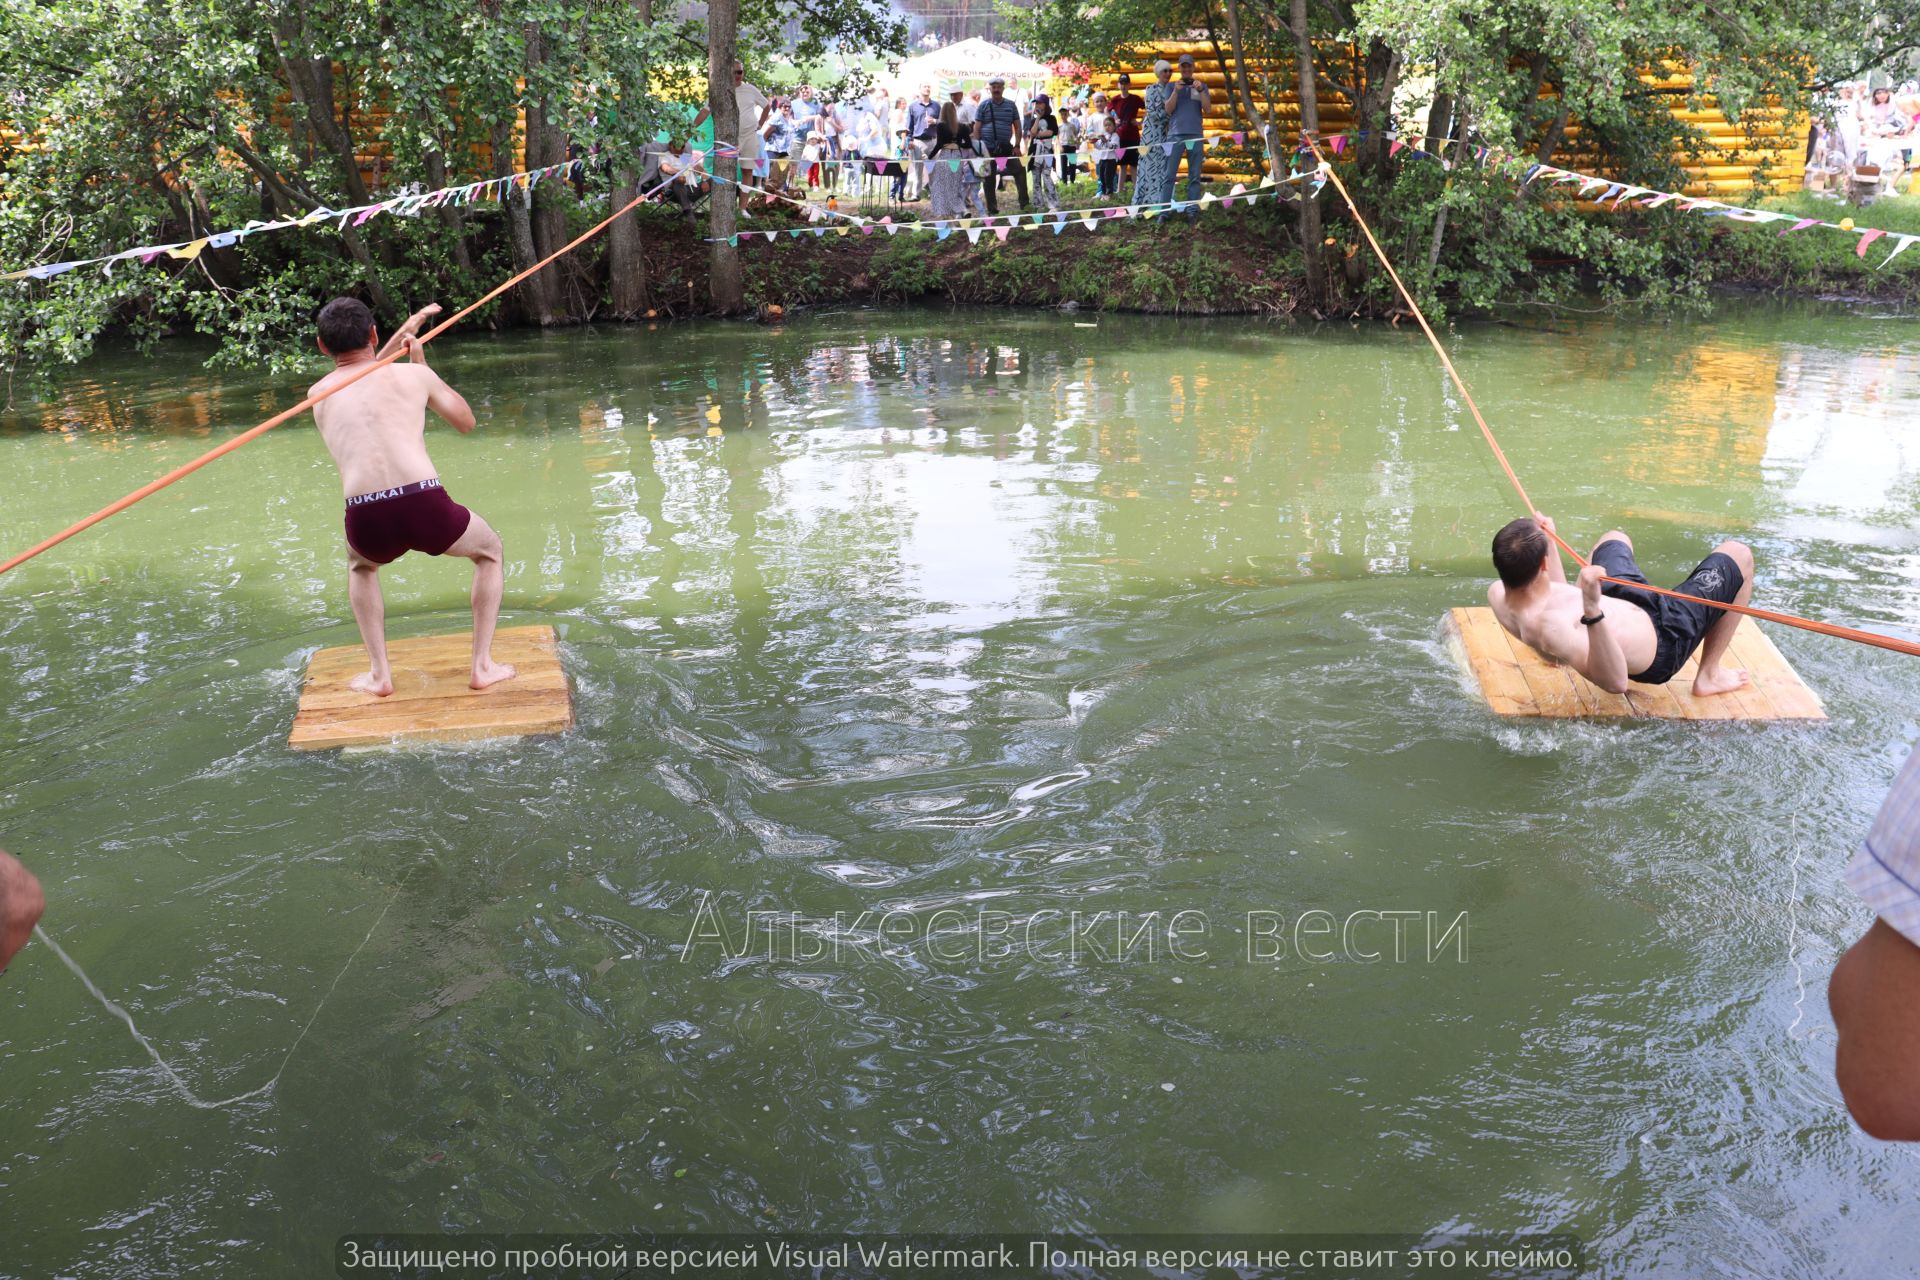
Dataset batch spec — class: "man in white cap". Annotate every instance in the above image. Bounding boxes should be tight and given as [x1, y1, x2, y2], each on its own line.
[973, 74, 1026, 214]
[690, 59, 771, 189]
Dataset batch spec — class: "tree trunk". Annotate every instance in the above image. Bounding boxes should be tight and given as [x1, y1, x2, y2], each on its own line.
[271, 32, 374, 208]
[1426, 105, 1470, 278]
[607, 0, 654, 317]
[706, 0, 744, 314]
[608, 167, 651, 317]
[1535, 98, 1571, 166]
[1213, 0, 1282, 183]
[424, 149, 477, 282]
[267, 21, 398, 313]
[1288, 0, 1324, 304]
[1423, 88, 1452, 155]
[1354, 38, 1401, 180]
[523, 26, 577, 320]
[493, 118, 556, 325]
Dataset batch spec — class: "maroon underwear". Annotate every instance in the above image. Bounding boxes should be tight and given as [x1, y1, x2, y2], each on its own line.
[342, 477, 473, 565]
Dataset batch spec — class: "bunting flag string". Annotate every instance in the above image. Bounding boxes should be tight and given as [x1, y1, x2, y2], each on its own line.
[12, 122, 1917, 283]
[697, 162, 1314, 247]
[1, 156, 596, 283]
[2, 129, 1273, 284]
[1329, 128, 1920, 269]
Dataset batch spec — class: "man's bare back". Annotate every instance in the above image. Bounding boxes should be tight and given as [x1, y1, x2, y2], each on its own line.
[310, 360, 450, 497]
[310, 296, 515, 697]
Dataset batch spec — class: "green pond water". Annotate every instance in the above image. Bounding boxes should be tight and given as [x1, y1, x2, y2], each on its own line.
[2, 303, 1918, 1276]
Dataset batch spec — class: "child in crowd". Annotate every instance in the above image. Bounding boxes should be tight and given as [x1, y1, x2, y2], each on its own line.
[1088, 102, 1119, 197]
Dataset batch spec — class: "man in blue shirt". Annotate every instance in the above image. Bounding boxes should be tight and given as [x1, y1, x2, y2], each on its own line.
[973, 75, 1027, 214]
[906, 83, 939, 200]
[1167, 53, 1211, 220]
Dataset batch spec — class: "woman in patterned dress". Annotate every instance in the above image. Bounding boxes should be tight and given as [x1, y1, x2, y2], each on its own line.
[1131, 60, 1174, 207]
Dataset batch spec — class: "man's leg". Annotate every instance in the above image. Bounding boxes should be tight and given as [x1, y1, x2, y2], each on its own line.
[347, 550, 394, 697]
[982, 161, 1000, 214]
[1692, 539, 1754, 697]
[1183, 139, 1204, 206]
[1011, 156, 1029, 209]
[442, 513, 517, 690]
[1593, 529, 1630, 557]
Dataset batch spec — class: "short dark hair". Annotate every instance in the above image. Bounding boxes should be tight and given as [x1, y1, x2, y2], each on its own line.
[1491, 517, 1549, 589]
[316, 297, 376, 355]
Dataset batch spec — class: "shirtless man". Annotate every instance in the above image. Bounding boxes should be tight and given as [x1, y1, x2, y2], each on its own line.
[309, 297, 515, 697]
[1487, 514, 1754, 698]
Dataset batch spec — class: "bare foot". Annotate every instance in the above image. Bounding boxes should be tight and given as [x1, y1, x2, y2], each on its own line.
[1691, 666, 1750, 698]
[349, 670, 394, 698]
[470, 659, 517, 691]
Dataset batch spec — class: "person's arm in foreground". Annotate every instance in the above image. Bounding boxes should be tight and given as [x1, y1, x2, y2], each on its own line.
[1830, 920, 1920, 1139]
[1831, 747, 1920, 1140]
[1, 851, 45, 973]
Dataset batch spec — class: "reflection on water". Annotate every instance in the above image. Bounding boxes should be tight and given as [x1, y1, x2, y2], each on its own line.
[2, 304, 1920, 1277]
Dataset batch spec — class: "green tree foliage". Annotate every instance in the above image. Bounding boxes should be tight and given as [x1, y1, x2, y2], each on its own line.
[1010, 0, 1920, 316]
[0, 0, 900, 377]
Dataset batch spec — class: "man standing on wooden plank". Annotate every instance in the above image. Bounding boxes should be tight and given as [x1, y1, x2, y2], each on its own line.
[308, 297, 516, 697]
[1831, 745, 1920, 1140]
[1486, 514, 1754, 698]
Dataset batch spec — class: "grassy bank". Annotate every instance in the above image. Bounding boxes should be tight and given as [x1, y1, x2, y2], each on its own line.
[1699, 190, 1920, 302]
[626, 182, 1920, 325]
[629, 191, 1307, 319]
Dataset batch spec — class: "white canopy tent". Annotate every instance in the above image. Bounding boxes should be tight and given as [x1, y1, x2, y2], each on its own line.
[886, 39, 1053, 98]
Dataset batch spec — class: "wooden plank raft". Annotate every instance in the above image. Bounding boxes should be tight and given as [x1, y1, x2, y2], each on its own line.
[289, 624, 572, 750]
[1443, 607, 1825, 721]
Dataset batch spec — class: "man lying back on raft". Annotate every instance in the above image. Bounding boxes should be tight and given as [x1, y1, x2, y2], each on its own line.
[1488, 514, 1754, 698]
[310, 297, 515, 696]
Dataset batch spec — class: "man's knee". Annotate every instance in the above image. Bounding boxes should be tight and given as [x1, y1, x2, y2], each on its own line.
[468, 530, 504, 564]
[1716, 538, 1755, 577]
[1594, 529, 1631, 553]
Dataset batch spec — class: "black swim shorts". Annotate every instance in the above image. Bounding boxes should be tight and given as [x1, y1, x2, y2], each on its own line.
[1593, 539, 1745, 685]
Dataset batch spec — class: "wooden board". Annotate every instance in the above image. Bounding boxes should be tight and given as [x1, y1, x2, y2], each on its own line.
[289, 625, 572, 750]
[1443, 608, 1825, 721]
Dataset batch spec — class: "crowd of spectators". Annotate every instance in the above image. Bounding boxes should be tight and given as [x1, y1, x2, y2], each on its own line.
[1809, 81, 1920, 199]
[672, 60, 1227, 223]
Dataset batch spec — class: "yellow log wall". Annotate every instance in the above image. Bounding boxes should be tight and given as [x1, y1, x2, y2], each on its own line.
[1090, 42, 1807, 195]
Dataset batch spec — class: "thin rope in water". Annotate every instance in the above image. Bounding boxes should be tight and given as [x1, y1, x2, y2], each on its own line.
[0, 174, 676, 578]
[32, 877, 405, 1110]
[1301, 136, 1920, 662]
